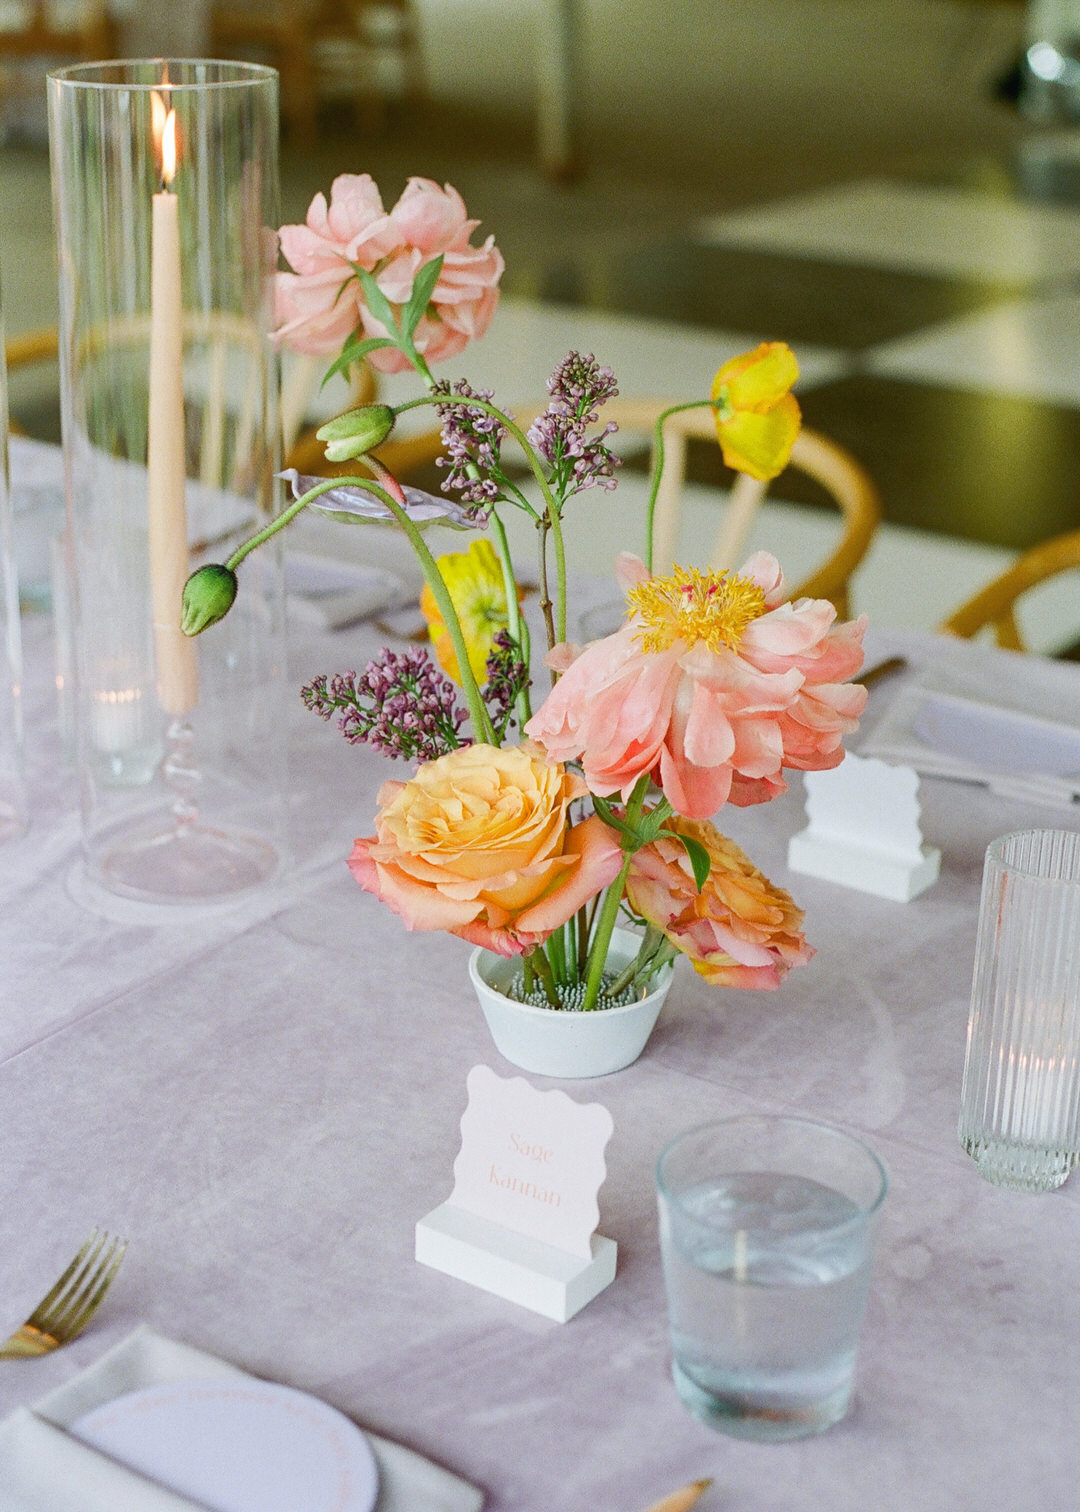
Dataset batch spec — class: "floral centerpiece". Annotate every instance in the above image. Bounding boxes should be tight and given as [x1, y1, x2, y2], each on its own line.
[183, 174, 868, 1030]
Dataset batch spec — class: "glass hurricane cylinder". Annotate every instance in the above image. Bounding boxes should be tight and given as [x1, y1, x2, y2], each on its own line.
[959, 829, 1080, 1192]
[48, 61, 286, 902]
[0, 288, 27, 843]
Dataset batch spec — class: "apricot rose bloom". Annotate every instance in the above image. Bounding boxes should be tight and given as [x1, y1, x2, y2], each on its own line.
[525, 551, 868, 820]
[627, 817, 813, 990]
[347, 743, 621, 957]
[273, 174, 503, 373]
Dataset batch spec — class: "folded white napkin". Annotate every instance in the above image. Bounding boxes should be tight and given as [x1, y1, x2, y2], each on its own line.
[0, 1328, 483, 1512]
[861, 668, 1080, 808]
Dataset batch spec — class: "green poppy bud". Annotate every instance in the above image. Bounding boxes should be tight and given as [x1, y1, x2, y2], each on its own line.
[181, 564, 238, 635]
[316, 404, 395, 462]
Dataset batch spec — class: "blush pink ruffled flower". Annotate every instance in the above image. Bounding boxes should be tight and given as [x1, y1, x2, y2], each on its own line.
[347, 742, 621, 957]
[359, 178, 504, 373]
[627, 816, 813, 990]
[525, 552, 868, 820]
[273, 174, 503, 373]
[273, 173, 402, 356]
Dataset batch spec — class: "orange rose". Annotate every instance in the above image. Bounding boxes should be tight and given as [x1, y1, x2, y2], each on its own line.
[627, 814, 813, 989]
[348, 743, 622, 957]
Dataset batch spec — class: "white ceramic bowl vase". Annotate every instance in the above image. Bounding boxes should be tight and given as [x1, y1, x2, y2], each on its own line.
[468, 926, 674, 1078]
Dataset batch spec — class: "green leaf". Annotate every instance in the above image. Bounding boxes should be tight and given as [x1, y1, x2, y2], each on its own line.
[321, 335, 396, 388]
[673, 832, 711, 892]
[401, 254, 444, 342]
[355, 266, 400, 338]
[591, 795, 637, 843]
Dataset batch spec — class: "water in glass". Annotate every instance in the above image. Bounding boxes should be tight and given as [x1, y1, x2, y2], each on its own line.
[661, 1172, 872, 1439]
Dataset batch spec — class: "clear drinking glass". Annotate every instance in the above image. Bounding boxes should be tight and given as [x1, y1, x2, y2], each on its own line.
[0, 292, 28, 842]
[959, 828, 1080, 1192]
[48, 61, 286, 902]
[656, 1115, 887, 1440]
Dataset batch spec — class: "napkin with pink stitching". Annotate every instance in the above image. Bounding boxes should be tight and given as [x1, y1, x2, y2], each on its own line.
[0, 1327, 483, 1512]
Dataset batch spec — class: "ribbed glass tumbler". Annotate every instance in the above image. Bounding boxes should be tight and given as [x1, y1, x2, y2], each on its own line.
[0, 283, 27, 843]
[48, 61, 286, 903]
[959, 829, 1080, 1192]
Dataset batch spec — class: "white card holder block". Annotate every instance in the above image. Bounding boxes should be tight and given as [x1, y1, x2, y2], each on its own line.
[415, 1202, 617, 1323]
[788, 752, 941, 902]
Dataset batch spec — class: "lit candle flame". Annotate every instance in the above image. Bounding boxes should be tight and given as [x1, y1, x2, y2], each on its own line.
[150, 90, 177, 188]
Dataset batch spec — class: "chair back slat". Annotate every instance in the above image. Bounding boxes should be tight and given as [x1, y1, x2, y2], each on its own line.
[940, 527, 1080, 650]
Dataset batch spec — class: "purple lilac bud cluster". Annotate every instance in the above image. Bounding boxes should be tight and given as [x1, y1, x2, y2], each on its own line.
[433, 378, 506, 511]
[483, 630, 530, 741]
[301, 648, 468, 762]
[526, 351, 621, 495]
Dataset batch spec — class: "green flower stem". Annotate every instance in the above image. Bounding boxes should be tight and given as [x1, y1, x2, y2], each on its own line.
[605, 924, 672, 998]
[369, 486, 496, 746]
[391, 391, 568, 648]
[526, 944, 560, 1008]
[229, 472, 494, 745]
[536, 518, 556, 673]
[643, 398, 716, 574]
[576, 897, 593, 977]
[549, 497, 568, 647]
[224, 488, 324, 571]
[546, 921, 566, 983]
[580, 856, 634, 1012]
[404, 342, 437, 390]
[581, 773, 652, 1011]
[488, 509, 532, 725]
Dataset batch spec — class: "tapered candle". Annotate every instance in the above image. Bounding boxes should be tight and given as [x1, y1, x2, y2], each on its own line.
[148, 93, 198, 716]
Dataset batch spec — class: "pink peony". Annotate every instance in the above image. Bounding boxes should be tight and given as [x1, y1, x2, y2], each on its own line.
[525, 552, 868, 820]
[347, 742, 621, 957]
[359, 178, 504, 373]
[627, 816, 813, 989]
[273, 174, 402, 356]
[273, 174, 503, 372]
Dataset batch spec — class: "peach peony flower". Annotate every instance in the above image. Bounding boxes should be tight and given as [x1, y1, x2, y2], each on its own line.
[347, 743, 622, 957]
[525, 552, 867, 820]
[627, 815, 813, 989]
[273, 175, 503, 372]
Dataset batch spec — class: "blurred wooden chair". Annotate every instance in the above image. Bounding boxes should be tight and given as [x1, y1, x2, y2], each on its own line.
[0, 1, 113, 66]
[0, 3, 114, 149]
[5, 325, 60, 439]
[8, 325, 378, 473]
[939, 528, 1080, 651]
[512, 398, 881, 617]
[600, 400, 879, 613]
[209, 0, 422, 144]
[210, 0, 322, 144]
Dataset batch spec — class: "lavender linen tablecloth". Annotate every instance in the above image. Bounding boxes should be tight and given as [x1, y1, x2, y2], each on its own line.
[2, 483, 1080, 1509]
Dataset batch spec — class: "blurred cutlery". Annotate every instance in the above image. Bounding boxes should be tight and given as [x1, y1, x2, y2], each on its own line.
[640, 1479, 712, 1512]
[0, 1230, 127, 1359]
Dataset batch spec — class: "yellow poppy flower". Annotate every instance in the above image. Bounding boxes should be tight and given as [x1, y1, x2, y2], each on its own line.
[421, 537, 513, 686]
[710, 342, 801, 482]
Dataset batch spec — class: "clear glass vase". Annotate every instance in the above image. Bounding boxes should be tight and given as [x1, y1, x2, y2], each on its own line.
[0, 287, 27, 843]
[48, 60, 286, 902]
[959, 828, 1080, 1191]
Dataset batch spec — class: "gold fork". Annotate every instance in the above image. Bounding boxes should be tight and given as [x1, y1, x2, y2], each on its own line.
[0, 1230, 128, 1359]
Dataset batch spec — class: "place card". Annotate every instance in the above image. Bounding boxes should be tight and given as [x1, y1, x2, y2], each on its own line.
[788, 751, 941, 902]
[415, 1065, 617, 1322]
